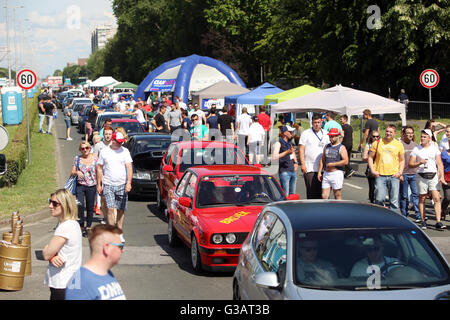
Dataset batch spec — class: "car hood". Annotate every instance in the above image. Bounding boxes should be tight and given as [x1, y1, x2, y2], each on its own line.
[295, 284, 450, 300]
[195, 206, 263, 233]
[133, 152, 164, 171]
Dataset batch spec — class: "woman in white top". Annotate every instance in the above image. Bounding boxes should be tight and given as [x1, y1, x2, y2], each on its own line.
[43, 189, 82, 300]
[235, 107, 252, 154]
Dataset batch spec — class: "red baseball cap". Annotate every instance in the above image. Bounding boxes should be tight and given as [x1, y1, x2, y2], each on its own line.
[327, 128, 341, 136]
[112, 131, 126, 143]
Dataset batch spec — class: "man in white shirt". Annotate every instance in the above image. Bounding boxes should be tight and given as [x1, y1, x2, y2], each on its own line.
[235, 107, 252, 156]
[188, 103, 206, 124]
[409, 129, 447, 230]
[247, 116, 265, 165]
[131, 104, 146, 127]
[97, 131, 133, 241]
[299, 114, 330, 199]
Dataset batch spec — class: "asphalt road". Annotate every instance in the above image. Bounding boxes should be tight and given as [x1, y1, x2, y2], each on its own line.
[0, 113, 449, 300]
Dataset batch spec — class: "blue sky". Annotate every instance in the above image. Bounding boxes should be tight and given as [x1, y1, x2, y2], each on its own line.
[0, 0, 116, 79]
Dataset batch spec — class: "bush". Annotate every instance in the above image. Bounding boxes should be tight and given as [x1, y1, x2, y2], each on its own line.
[0, 94, 38, 187]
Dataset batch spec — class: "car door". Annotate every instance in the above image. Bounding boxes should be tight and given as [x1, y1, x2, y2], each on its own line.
[171, 172, 191, 236]
[160, 145, 178, 204]
[244, 212, 283, 299]
[177, 173, 198, 243]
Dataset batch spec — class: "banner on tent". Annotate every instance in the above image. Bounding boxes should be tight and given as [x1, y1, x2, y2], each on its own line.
[149, 79, 176, 92]
[202, 98, 224, 110]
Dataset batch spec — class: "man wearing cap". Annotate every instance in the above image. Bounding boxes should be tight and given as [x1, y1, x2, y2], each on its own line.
[408, 129, 447, 230]
[272, 125, 298, 195]
[299, 114, 330, 199]
[318, 128, 349, 200]
[96, 131, 133, 242]
[368, 124, 405, 213]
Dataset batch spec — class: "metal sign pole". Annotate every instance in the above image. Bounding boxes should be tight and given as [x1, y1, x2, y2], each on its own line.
[26, 89, 31, 164]
[429, 88, 432, 119]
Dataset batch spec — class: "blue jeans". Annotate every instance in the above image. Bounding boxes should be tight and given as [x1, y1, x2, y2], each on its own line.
[375, 175, 400, 213]
[400, 174, 420, 218]
[279, 171, 297, 195]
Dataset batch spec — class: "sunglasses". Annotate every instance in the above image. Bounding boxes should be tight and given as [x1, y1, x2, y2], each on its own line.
[372, 136, 380, 138]
[81, 147, 91, 151]
[109, 242, 124, 251]
[48, 198, 61, 207]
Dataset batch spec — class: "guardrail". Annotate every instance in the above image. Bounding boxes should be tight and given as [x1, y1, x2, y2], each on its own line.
[406, 101, 450, 120]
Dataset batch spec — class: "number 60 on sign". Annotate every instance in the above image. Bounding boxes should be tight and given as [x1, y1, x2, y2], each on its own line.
[16, 69, 37, 90]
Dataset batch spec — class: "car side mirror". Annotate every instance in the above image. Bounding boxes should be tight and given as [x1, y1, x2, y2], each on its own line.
[255, 272, 280, 290]
[287, 194, 300, 200]
[162, 164, 174, 172]
[0, 154, 6, 175]
[179, 197, 192, 208]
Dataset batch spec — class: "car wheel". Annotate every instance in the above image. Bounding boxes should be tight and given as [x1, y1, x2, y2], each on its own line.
[157, 185, 165, 212]
[168, 218, 180, 247]
[191, 235, 202, 272]
[232, 280, 241, 300]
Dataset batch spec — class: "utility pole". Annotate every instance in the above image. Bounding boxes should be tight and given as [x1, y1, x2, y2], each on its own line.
[5, 0, 12, 86]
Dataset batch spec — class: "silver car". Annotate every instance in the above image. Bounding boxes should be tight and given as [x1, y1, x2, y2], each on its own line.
[233, 200, 450, 300]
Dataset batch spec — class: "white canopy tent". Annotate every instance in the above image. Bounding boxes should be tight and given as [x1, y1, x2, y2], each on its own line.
[89, 76, 119, 88]
[270, 84, 407, 126]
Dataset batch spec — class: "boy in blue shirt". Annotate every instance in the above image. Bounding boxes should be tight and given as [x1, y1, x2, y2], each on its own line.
[66, 225, 126, 300]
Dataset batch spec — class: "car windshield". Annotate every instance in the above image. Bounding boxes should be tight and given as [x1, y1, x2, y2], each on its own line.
[111, 122, 145, 134]
[178, 147, 247, 173]
[294, 229, 450, 290]
[134, 138, 172, 154]
[197, 175, 286, 207]
[97, 114, 134, 129]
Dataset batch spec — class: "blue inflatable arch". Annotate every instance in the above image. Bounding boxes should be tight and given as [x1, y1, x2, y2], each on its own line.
[135, 54, 245, 103]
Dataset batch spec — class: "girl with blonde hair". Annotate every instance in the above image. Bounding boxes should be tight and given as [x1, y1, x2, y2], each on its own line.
[43, 188, 82, 300]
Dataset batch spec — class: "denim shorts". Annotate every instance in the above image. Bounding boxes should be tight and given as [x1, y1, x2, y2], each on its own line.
[103, 184, 128, 211]
[64, 119, 71, 128]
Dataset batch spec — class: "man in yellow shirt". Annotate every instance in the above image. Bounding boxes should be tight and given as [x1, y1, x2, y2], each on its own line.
[367, 124, 405, 212]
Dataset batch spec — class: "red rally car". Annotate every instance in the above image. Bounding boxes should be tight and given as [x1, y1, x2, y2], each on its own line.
[157, 140, 250, 212]
[166, 165, 299, 272]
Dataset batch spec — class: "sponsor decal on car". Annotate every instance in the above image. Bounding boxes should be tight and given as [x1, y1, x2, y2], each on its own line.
[220, 211, 251, 225]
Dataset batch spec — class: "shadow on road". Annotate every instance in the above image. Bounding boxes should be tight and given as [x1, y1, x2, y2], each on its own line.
[153, 233, 234, 278]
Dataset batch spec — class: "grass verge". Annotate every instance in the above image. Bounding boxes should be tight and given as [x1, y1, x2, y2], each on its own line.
[0, 102, 57, 219]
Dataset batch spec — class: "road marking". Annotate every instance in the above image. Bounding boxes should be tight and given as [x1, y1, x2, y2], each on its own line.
[344, 182, 363, 190]
[33, 246, 178, 267]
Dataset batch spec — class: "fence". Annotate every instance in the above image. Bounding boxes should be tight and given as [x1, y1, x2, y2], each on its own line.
[406, 101, 450, 120]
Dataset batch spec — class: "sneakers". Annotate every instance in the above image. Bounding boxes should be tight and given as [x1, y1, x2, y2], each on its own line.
[120, 234, 125, 243]
[40, 130, 47, 134]
[435, 222, 447, 230]
[415, 218, 422, 223]
[346, 169, 356, 178]
[421, 221, 427, 230]
[66, 137, 73, 141]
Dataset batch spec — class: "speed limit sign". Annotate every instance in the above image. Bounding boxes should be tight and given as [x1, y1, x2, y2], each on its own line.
[420, 69, 439, 89]
[16, 69, 37, 90]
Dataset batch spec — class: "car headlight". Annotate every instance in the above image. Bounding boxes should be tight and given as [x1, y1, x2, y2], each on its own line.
[133, 171, 151, 180]
[225, 233, 237, 244]
[212, 234, 223, 244]
[151, 171, 159, 181]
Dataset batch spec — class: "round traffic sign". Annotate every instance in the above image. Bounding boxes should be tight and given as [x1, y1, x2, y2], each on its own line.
[420, 69, 439, 89]
[16, 69, 37, 90]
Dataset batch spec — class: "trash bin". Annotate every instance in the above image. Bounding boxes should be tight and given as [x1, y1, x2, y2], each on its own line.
[1, 87, 23, 126]
[0, 241, 28, 291]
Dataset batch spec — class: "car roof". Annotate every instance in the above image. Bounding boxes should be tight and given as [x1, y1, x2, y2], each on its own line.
[171, 141, 239, 149]
[266, 200, 416, 231]
[130, 133, 172, 139]
[187, 165, 269, 176]
[111, 118, 139, 123]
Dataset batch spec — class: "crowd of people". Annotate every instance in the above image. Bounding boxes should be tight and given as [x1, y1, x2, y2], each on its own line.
[38, 86, 449, 300]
